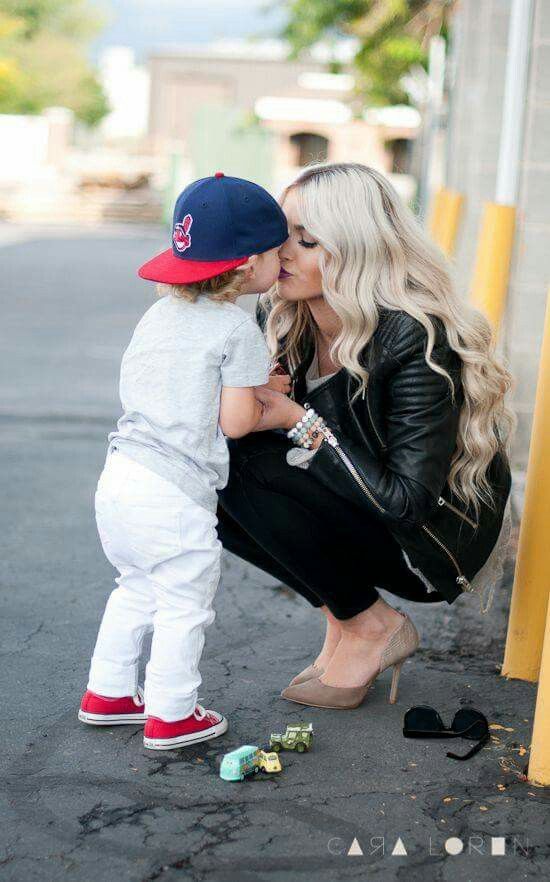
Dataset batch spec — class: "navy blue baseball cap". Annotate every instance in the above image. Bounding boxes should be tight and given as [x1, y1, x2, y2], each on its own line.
[138, 172, 288, 284]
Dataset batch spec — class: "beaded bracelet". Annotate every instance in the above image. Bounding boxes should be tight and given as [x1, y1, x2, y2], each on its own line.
[286, 406, 327, 449]
[300, 401, 328, 448]
[302, 416, 324, 447]
[287, 410, 317, 442]
[287, 407, 316, 441]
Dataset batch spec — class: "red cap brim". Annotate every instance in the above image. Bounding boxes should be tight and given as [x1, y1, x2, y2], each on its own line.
[138, 248, 249, 284]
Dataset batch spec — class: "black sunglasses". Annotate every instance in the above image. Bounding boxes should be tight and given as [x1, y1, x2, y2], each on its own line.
[403, 705, 490, 761]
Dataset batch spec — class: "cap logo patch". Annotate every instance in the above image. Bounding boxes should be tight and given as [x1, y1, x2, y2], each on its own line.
[173, 214, 193, 252]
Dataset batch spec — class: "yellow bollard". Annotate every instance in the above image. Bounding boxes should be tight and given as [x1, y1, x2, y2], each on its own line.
[428, 188, 465, 256]
[528, 600, 550, 784]
[469, 202, 516, 334]
[502, 289, 550, 682]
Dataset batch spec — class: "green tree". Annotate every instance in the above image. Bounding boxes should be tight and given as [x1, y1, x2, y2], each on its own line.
[0, 0, 109, 125]
[282, 0, 453, 106]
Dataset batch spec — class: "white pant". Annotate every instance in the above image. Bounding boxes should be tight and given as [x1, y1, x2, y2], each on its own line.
[87, 450, 221, 721]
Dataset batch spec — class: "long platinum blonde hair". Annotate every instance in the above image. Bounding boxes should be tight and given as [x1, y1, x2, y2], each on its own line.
[259, 162, 516, 520]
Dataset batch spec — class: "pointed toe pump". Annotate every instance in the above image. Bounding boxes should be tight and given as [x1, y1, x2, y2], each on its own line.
[280, 613, 419, 709]
[287, 662, 325, 688]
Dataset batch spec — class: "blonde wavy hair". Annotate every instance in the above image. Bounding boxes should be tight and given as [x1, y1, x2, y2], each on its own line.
[157, 268, 246, 304]
[259, 162, 516, 520]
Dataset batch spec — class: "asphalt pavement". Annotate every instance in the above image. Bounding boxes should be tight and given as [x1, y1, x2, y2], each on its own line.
[1, 224, 548, 882]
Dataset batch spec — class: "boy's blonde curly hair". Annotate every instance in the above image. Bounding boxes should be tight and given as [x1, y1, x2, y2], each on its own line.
[157, 268, 247, 304]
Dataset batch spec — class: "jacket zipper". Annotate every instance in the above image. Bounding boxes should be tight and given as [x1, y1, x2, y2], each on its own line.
[317, 424, 386, 514]
[437, 495, 478, 529]
[361, 385, 386, 450]
[344, 377, 380, 452]
[317, 424, 473, 592]
[421, 524, 473, 591]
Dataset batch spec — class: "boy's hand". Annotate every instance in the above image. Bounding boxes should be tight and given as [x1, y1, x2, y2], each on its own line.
[260, 362, 292, 395]
[264, 372, 292, 394]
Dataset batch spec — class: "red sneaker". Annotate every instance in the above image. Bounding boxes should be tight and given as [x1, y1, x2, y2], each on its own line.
[143, 704, 228, 750]
[78, 686, 147, 725]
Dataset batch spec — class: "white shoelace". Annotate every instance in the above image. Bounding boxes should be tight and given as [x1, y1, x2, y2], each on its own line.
[194, 703, 218, 724]
[133, 686, 145, 707]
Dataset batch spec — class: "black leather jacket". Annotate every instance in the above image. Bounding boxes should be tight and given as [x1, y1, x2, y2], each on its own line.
[256, 301, 512, 605]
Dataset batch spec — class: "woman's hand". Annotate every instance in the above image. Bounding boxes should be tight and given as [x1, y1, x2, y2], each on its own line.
[251, 386, 306, 432]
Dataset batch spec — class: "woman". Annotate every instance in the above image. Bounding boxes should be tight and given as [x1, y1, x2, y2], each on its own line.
[216, 162, 515, 710]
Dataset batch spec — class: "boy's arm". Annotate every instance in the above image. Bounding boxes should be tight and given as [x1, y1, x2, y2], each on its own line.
[219, 386, 264, 438]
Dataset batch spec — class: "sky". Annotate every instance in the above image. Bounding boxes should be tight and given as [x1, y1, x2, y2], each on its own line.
[90, 0, 287, 61]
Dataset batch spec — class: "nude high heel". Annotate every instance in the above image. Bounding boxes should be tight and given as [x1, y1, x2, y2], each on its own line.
[280, 613, 419, 709]
[287, 662, 325, 688]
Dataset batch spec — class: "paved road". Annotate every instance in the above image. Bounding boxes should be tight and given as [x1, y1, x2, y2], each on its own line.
[1, 225, 547, 881]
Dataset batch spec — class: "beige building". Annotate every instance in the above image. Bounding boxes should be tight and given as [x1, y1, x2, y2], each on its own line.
[146, 42, 419, 199]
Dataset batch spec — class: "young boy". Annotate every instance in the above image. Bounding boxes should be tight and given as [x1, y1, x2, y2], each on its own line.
[78, 172, 288, 750]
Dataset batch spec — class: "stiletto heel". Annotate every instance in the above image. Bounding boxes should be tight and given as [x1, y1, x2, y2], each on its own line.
[389, 661, 403, 704]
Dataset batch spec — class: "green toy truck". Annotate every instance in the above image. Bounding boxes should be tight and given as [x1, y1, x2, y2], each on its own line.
[269, 723, 313, 753]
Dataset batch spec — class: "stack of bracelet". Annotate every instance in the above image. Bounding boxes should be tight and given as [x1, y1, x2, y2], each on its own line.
[286, 404, 327, 449]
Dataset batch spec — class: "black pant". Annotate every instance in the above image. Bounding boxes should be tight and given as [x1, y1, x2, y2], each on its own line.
[216, 430, 445, 619]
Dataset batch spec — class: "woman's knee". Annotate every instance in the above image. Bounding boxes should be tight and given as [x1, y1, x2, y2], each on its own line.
[227, 434, 288, 488]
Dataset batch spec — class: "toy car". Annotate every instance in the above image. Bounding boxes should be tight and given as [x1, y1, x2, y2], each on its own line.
[269, 723, 313, 753]
[220, 745, 282, 781]
[257, 750, 282, 774]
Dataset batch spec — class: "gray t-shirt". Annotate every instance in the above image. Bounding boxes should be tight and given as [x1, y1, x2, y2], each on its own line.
[108, 293, 270, 513]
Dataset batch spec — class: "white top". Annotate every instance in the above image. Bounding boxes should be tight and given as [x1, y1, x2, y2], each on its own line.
[304, 347, 338, 392]
[108, 293, 271, 514]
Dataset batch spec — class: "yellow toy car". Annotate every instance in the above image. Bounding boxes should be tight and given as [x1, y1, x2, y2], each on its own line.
[257, 750, 282, 773]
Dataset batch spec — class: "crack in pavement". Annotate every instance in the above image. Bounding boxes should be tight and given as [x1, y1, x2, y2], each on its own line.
[79, 801, 158, 835]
